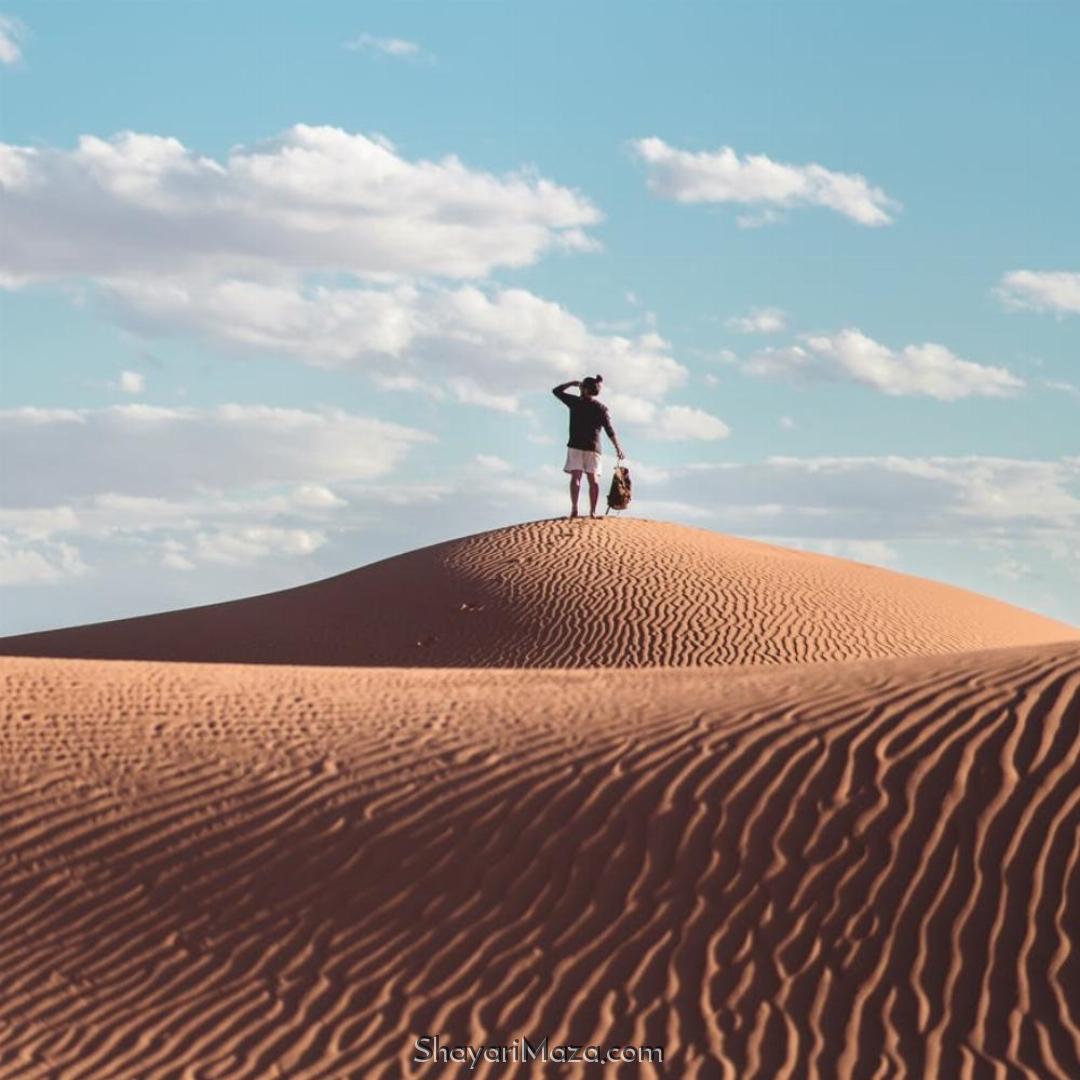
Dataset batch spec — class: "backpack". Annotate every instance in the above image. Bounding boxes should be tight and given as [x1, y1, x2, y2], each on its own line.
[606, 464, 632, 513]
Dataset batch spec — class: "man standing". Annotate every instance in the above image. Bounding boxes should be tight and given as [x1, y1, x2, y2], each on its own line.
[551, 374, 625, 518]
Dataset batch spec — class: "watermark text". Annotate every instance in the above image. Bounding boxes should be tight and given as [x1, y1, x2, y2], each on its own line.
[413, 1035, 663, 1070]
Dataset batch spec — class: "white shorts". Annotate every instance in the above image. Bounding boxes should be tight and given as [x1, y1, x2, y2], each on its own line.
[563, 448, 602, 475]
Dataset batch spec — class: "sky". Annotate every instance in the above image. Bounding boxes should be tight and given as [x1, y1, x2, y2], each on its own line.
[0, 0, 1078, 636]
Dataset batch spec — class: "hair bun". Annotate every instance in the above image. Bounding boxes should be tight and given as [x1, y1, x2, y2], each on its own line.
[595, 374, 603, 382]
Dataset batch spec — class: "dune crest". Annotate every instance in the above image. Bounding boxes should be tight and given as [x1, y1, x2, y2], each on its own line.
[1, 519, 1074, 666]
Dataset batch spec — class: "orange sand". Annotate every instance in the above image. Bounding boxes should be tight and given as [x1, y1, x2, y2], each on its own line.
[1, 520, 1078, 1078]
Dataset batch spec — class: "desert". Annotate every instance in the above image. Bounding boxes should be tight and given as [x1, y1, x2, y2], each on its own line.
[2, 518, 1078, 1077]
[4, 3, 1076, 1076]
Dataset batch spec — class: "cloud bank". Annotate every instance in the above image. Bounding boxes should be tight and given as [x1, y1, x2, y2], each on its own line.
[0, 125, 600, 284]
[0, 127, 726, 420]
[0, 404, 433, 588]
[100, 279, 691, 406]
[0, 404, 432, 506]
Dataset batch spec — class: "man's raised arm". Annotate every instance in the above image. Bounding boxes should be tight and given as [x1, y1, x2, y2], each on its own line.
[552, 380, 579, 405]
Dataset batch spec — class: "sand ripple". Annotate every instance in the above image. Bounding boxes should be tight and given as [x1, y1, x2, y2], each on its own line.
[3, 642, 1079, 1077]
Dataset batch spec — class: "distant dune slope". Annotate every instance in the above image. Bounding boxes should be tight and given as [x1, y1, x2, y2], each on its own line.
[1, 520, 1075, 667]
[2, 642, 1079, 1078]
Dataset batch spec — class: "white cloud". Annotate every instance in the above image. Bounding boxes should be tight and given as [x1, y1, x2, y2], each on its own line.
[0, 403, 432, 505]
[475, 454, 513, 473]
[118, 369, 145, 394]
[0, 406, 427, 587]
[63, 489, 336, 542]
[0, 536, 89, 585]
[100, 278, 688, 403]
[192, 526, 326, 565]
[1044, 379, 1080, 399]
[0, 14, 25, 66]
[779, 416, 796, 430]
[725, 307, 787, 335]
[743, 344, 812, 380]
[0, 125, 600, 284]
[632, 137, 899, 226]
[0, 505, 81, 537]
[103, 277, 423, 361]
[996, 270, 1080, 316]
[161, 549, 195, 572]
[421, 288, 684, 398]
[654, 405, 732, 441]
[448, 377, 519, 413]
[0, 128, 710, 419]
[604, 394, 730, 440]
[345, 33, 425, 59]
[746, 328, 1023, 400]
[277, 483, 347, 510]
[736, 208, 786, 229]
[605, 392, 658, 425]
[0, 397, 437, 594]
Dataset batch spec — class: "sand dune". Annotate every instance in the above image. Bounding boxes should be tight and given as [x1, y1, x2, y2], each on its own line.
[2, 521, 1078, 1077]
[2, 641, 1079, 1078]
[1, 519, 1075, 667]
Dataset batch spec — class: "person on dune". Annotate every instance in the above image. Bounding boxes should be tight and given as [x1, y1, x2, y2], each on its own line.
[551, 375, 625, 519]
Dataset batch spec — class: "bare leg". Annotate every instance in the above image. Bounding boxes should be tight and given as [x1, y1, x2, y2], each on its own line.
[568, 470, 582, 517]
[587, 473, 600, 517]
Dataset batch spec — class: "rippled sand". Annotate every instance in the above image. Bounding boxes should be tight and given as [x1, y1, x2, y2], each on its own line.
[1, 520, 1078, 1077]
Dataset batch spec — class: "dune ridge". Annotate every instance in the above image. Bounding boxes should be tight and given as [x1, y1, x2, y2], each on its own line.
[1, 520, 1075, 667]
[2, 641, 1079, 1078]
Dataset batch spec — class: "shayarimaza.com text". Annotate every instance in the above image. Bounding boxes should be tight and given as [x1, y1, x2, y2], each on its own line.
[414, 1035, 663, 1069]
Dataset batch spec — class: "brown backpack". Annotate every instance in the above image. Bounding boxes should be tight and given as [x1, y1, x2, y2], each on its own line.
[606, 465, 632, 513]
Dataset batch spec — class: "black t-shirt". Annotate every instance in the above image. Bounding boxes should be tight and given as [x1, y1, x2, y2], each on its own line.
[553, 387, 617, 452]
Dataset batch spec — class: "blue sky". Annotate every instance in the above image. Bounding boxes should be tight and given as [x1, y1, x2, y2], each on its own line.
[1, 0, 1077, 635]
